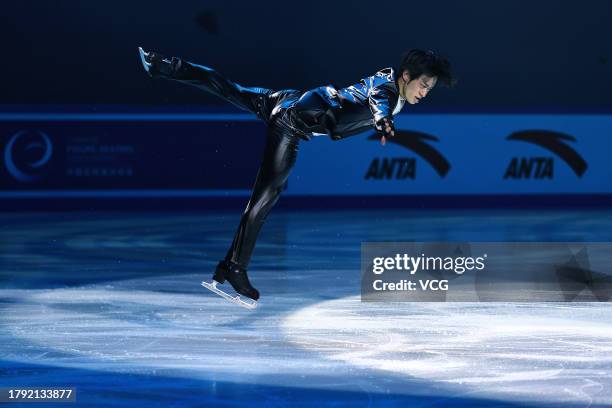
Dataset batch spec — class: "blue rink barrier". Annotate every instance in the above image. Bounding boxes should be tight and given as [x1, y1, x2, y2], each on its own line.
[0, 110, 611, 208]
[0, 113, 266, 190]
[287, 114, 612, 195]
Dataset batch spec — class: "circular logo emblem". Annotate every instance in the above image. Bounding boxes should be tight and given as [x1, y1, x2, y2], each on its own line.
[4, 130, 53, 183]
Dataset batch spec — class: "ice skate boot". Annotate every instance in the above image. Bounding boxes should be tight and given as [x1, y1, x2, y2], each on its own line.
[137, 46, 180, 78]
[201, 260, 259, 309]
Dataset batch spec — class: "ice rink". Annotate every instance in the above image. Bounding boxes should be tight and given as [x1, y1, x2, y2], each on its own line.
[1, 210, 611, 407]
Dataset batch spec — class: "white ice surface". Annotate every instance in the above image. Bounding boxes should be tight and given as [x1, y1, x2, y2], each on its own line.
[1, 275, 611, 407]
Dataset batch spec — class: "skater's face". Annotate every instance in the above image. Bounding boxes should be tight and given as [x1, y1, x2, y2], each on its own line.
[400, 70, 437, 105]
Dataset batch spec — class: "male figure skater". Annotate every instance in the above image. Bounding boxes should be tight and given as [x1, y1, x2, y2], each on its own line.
[138, 47, 453, 308]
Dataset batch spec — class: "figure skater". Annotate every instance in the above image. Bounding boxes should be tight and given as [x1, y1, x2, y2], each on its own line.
[138, 47, 454, 308]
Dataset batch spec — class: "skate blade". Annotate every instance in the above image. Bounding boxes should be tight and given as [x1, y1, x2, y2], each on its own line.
[201, 280, 258, 310]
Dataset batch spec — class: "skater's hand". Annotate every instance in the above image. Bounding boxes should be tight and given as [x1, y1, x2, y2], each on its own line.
[375, 117, 395, 146]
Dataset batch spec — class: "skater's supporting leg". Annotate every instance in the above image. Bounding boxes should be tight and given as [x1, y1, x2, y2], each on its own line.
[225, 120, 300, 269]
[209, 119, 300, 302]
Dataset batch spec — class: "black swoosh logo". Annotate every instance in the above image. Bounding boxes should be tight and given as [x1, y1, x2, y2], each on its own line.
[368, 130, 450, 177]
[507, 130, 587, 177]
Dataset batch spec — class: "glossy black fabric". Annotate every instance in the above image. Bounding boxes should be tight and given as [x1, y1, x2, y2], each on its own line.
[150, 56, 403, 269]
[159, 57, 402, 140]
[223, 115, 300, 268]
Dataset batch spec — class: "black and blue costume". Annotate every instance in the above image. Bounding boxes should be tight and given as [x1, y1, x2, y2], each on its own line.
[139, 47, 404, 300]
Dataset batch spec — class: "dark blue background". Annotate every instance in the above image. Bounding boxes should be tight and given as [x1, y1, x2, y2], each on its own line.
[2, 0, 611, 110]
[1, 1, 612, 210]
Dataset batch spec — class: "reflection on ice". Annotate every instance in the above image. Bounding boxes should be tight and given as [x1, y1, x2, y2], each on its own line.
[1, 274, 612, 407]
[283, 299, 612, 405]
[2, 210, 612, 406]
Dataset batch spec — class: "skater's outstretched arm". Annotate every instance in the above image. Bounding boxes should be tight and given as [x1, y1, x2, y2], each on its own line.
[368, 80, 397, 145]
[138, 47, 270, 116]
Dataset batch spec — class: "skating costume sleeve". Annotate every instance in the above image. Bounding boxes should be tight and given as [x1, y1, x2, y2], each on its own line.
[367, 68, 398, 125]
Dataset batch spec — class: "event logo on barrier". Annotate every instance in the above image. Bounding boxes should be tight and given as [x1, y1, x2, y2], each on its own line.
[3, 130, 54, 183]
[0, 120, 266, 190]
[504, 130, 587, 180]
[364, 130, 450, 180]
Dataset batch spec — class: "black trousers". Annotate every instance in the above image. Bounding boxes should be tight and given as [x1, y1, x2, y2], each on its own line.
[223, 112, 301, 269]
[170, 62, 305, 270]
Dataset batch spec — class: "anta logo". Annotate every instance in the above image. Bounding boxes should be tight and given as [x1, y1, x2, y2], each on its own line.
[504, 130, 587, 179]
[366, 130, 450, 180]
[366, 158, 416, 179]
[504, 157, 553, 179]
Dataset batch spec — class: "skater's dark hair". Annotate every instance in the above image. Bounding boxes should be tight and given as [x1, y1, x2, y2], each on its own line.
[398, 49, 455, 87]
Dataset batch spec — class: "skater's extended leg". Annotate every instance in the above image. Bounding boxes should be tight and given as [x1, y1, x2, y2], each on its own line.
[138, 47, 273, 121]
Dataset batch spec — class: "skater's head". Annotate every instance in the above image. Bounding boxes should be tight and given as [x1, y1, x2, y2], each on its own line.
[397, 49, 454, 105]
